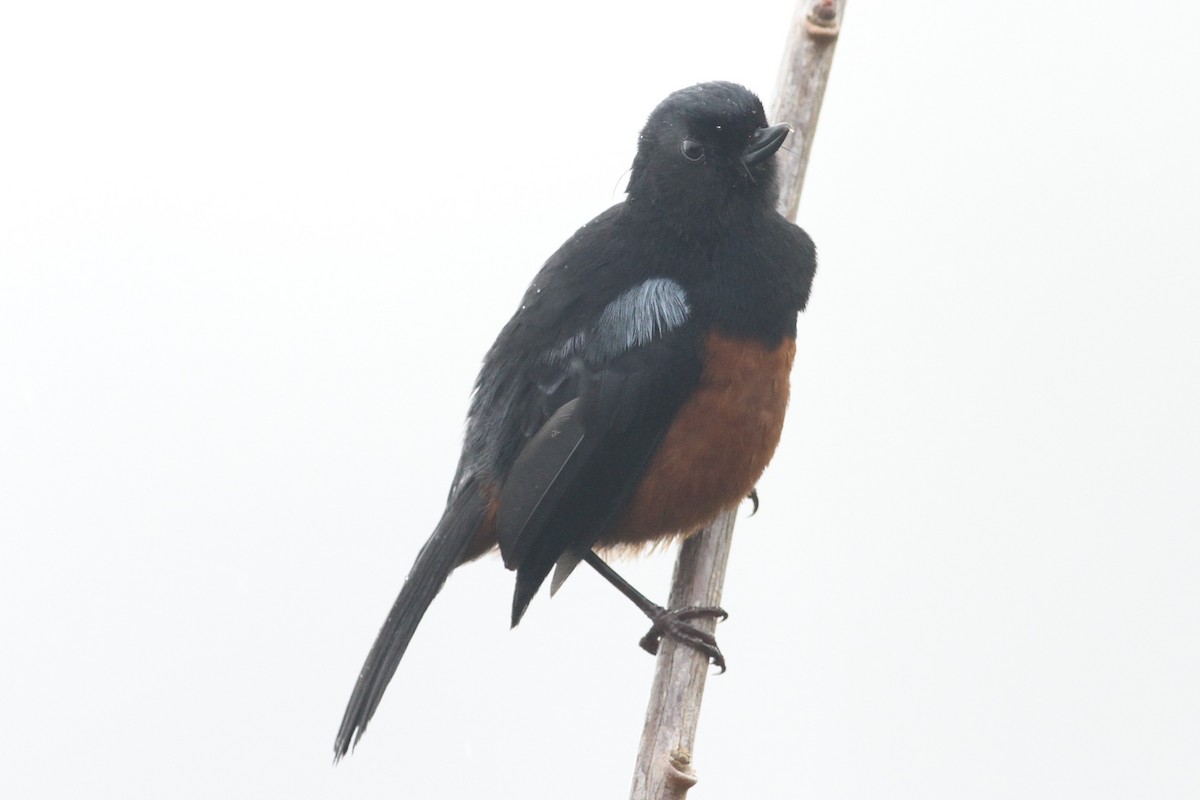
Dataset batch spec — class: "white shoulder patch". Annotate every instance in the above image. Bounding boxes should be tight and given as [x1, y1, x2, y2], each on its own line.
[592, 278, 690, 354]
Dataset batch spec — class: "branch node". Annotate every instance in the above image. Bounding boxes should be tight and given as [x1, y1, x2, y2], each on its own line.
[806, 0, 841, 38]
[665, 749, 699, 788]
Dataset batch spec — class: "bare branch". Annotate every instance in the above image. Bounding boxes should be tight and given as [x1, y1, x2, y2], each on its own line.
[628, 3, 848, 798]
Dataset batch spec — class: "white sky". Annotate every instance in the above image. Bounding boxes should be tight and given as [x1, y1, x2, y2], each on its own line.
[2, 1, 1198, 798]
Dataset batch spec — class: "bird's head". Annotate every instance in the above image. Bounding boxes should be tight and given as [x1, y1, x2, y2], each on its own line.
[626, 82, 791, 225]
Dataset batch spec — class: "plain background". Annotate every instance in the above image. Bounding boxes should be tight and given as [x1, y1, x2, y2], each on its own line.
[3, 1, 1197, 797]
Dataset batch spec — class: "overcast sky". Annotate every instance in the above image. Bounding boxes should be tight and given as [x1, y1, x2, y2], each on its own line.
[2, 1, 1198, 798]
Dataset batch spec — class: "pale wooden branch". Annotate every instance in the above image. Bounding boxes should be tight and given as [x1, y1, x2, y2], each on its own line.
[773, 0, 848, 219]
[628, 3, 848, 798]
[628, 511, 736, 799]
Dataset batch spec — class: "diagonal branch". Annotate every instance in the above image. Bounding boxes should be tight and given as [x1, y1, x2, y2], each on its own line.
[628, 3, 849, 798]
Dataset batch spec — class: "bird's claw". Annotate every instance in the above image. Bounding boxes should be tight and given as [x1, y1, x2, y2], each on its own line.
[638, 605, 728, 673]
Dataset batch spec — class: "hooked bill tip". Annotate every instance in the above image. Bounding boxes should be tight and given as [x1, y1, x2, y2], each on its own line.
[743, 123, 792, 167]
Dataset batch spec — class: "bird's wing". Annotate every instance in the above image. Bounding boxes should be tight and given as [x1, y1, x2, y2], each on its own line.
[494, 277, 703, 625]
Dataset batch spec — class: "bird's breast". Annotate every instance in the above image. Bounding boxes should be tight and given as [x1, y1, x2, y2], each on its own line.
[603, 332, 795, 549]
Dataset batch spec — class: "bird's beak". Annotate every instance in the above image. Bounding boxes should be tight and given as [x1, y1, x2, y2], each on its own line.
[743, 123, 792, 167]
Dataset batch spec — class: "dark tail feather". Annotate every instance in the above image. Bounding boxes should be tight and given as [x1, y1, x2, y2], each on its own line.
[333, 481, 488, 761]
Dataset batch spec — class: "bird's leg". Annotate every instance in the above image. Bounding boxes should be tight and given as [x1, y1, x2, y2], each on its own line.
[581, 550, 727, 672]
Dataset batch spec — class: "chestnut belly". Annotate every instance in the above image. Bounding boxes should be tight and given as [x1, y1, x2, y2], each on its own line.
[603, 332, 796, 548]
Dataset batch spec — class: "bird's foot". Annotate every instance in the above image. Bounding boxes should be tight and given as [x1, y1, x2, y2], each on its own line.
[639, 605, 728, 673]
[747, 487, 759, 515]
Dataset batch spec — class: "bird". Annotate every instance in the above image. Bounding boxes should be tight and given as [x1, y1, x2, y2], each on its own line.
[333, 81, 817, 760]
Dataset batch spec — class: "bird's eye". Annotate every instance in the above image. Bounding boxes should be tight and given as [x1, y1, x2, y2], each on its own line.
[680, 139, 705, 162]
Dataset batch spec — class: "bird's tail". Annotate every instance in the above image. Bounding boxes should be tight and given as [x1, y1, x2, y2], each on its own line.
[333, 480, 489, 760]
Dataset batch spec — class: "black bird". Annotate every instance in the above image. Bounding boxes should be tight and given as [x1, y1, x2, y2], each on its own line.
[334, 81, 816, 759]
